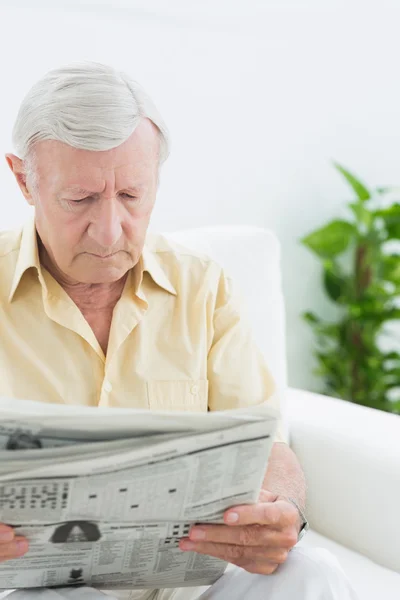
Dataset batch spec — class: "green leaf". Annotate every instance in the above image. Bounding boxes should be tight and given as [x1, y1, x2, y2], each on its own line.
[318, 322, 342, 338]
[334, 163, 371, 202]
[302, 220, 356, 258]
[303, 311, 320, 324]
[386, 399, 400, 414]
[375, 204, 400, 239]
[382, 255, 400, 282]
[383, 351, 400, 360]
[316, 351, 337, 372]
[361, 307, 400, 325]
[323, 268, 347, 302]
[348, 202, 372, 228]
[375, 204, 400, 217]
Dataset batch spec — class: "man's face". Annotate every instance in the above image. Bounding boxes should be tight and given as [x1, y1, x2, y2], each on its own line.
[15, 119, 160, 285]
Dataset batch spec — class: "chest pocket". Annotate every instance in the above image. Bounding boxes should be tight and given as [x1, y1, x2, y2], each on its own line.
[146, 380, 208, 412]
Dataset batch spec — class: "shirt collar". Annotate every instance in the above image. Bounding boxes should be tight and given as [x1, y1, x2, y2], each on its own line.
[8, 217, 41, 302]
[141, 244, 177, 296]
[9, 218, 177, 302]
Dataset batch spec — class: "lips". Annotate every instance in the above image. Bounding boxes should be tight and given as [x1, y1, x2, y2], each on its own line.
[88, 252, 119, 259]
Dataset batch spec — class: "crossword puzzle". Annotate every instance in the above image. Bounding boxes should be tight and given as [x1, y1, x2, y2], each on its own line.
[0, 481, 70, 513]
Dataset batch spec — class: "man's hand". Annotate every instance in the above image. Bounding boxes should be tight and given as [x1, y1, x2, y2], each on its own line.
[0, 524, 29, 563]
[179, 490, 301, 575]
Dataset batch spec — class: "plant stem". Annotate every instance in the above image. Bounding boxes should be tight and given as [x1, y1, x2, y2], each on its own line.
[355, 242, 372, 298]
[351, 240, 372, 402]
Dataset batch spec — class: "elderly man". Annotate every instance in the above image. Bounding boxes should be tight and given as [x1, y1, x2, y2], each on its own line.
[0, 62, 358, 600]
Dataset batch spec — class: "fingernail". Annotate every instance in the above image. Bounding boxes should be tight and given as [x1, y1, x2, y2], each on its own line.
[16, 540, 28, 554]
[226, 512, 239, 524]
[180, 540, 195, 551]
[0, 530, 13, 542]
[190, 528, 206, 541]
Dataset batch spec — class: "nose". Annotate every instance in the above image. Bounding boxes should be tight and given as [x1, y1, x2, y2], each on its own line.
[87, 197, 122, 248]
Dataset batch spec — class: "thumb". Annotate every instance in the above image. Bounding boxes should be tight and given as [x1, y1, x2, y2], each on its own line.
[258, 488, 279, 503]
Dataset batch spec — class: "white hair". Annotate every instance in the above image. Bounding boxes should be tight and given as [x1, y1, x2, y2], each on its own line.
[12, 61, 170, 178]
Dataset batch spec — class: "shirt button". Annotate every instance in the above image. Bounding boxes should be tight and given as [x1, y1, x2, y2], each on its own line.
[190, 384, 199, 395]
[103, 381, 112, 393]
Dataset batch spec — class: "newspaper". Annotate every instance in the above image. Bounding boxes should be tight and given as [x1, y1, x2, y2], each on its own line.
[0, 397, 279, 591]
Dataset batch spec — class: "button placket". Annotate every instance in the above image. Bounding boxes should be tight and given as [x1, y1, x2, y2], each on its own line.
[103, 380, 112, 393]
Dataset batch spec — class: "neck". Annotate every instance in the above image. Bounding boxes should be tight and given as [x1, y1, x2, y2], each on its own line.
[62, 278, 127, 313]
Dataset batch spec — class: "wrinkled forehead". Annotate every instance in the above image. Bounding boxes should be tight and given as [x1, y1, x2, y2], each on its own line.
[31, 122, 160, 190]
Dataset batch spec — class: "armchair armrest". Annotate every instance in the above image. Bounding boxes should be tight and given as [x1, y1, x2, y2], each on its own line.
[287, 387, 400, 573]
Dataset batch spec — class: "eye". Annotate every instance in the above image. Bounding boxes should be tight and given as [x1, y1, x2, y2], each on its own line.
[121, 193, 137, 200]
[70, 196, 92, 204]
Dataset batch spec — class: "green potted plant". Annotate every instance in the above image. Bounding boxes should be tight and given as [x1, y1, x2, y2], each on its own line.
[301, 163, 400, 414]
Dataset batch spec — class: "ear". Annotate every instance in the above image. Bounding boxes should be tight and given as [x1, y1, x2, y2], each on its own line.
[5, 153, 35, 206]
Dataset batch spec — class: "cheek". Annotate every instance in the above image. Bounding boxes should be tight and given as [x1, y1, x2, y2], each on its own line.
[47, 219, 86, 258]
[35, 195, 75, 231]
[61, 224, 85, 247]
[125, 205, 153, 234]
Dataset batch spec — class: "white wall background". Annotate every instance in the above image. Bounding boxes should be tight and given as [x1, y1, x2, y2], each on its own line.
[0, 0, 399, 390]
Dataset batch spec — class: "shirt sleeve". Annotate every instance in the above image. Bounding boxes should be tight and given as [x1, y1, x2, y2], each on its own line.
[207, 268, 287, 443]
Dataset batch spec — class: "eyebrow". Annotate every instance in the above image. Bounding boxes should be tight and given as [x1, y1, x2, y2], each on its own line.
[63, 187, 95, 195]
[62, 185, 145, 196]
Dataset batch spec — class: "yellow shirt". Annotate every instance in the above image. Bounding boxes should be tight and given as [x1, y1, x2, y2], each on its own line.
[0, 217, 284, 441]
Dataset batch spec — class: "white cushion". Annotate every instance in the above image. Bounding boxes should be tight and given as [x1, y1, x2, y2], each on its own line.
[300, 530, 400, 600]
[288, 388, 400, 573]
[166, 226, 288, 432]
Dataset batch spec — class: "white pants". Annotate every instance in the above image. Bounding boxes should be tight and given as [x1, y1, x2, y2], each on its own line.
[1, 547, 359, 600]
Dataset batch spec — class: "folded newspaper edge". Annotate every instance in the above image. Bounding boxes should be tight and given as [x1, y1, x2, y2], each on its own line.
[0, 397, 279, 591]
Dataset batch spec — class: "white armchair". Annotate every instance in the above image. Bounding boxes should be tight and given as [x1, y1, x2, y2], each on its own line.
[168, 226, 400, 599]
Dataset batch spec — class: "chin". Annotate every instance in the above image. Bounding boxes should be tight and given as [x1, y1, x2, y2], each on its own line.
[72, 254, 134, 284]
[92, 271, 128, 284]
[75, 265, 130, 285]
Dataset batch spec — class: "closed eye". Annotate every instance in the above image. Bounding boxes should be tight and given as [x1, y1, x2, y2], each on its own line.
[71, 197, 91, 203]
[66, 193, 138, 204]
[120, 193, 137, 200]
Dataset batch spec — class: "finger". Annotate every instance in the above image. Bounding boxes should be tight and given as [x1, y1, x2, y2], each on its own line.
[179, 539, 289, 564]
[0, 525, 14, 543]
[224, 499, 297, 528]
[238, 559, 280, 576]
[258, 489, 278, 503]
[0, 537, 29, 561]
[189, 524, 294, 548]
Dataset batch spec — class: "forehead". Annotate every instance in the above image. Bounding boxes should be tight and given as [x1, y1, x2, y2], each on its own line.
[32, 119, 159, 189]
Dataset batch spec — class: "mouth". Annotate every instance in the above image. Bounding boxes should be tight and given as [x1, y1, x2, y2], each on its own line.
[87, 251, 120, 260]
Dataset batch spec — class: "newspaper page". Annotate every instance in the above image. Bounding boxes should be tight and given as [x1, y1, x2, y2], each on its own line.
[0, 398, 279, 591]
